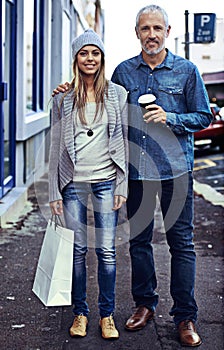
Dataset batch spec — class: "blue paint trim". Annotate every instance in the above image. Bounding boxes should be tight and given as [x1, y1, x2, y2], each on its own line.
[9, 0, 16, 186]
[0, 0, 4, 197]
[32, 0, 37, 111]
[39, 0, 44, 110]
[32, 0, 44, 112]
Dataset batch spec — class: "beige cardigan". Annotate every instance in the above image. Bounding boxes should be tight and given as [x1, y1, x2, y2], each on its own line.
[49, 81, 128, 203]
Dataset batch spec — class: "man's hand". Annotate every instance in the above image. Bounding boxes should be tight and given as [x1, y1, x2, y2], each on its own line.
[49, 200, 63, 215]
[112, 195, 127, 210]
[143, 104, 167, 124]
[52, 82, 70, 97]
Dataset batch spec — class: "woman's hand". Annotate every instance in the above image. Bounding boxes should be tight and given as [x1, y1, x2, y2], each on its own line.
[112, 195, 127, 210]
[49, 200, 63, 215]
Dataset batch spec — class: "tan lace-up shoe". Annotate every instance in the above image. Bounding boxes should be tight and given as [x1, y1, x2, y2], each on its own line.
[69, 314, 88, 337]
[99, 315, 119, 339]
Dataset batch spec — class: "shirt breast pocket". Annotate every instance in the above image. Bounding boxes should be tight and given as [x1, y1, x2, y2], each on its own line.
[158, 86, 184, 111]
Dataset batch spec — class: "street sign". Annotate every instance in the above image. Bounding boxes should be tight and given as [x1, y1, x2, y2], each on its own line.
[194, 13, 216, 43]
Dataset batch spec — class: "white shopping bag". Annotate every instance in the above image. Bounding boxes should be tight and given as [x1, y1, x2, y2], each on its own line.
[32, 217, 74, 306]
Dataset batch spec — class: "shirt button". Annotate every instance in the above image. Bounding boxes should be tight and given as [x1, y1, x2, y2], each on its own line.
[142, 135, 146, 139]
[141, 151, 145, 155]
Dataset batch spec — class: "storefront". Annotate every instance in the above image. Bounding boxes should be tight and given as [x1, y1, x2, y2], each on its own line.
[0, 0, 104, 226]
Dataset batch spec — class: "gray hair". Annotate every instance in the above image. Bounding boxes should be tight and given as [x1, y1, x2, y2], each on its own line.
[136, 4, 169, 30]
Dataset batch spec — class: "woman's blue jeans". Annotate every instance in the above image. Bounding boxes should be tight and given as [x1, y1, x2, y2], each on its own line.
[127, 173, 198, 325]
[62, 180, 118, 318]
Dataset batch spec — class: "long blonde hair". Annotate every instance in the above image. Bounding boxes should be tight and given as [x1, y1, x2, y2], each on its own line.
[70, 52, 108, 125]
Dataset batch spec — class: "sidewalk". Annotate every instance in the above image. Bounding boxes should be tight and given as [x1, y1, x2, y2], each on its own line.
[0, 175, 223, 350]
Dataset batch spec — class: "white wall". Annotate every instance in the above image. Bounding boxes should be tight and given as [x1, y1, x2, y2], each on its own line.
[175, 19, 224, 74]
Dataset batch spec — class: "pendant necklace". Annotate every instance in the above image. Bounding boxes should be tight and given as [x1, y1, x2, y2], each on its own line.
[87, 128, 94, 137]
[86, 111, 95, 137]
[86, 100, 96, 137]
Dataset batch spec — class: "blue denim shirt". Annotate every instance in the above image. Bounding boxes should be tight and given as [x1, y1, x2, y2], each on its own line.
[111, 50, 213, 181]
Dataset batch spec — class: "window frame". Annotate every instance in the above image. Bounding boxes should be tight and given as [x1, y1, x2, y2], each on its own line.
[16, 0, 50, 141]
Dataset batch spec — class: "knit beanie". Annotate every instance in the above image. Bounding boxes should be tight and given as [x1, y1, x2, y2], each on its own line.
[72, 29, 105, 59]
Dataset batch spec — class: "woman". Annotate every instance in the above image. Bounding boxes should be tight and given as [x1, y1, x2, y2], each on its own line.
[49, 29, 128, 340]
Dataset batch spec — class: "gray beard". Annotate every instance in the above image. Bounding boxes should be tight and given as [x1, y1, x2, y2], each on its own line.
[142, 43, 165, 56]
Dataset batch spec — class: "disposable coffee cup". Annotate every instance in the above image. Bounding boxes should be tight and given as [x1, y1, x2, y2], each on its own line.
[138, 94, 156, 109]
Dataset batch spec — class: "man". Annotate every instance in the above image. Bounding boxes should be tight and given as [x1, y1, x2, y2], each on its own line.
[52, 5, 212, 347]
[111, 5, 212, 347]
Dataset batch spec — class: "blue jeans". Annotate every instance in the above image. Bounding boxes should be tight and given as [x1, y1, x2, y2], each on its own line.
[62, 180, 118, 318]
[127, 173, 198, 325]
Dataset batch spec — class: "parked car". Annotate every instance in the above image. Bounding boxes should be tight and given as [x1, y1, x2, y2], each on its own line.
[194, 103, 224, 150]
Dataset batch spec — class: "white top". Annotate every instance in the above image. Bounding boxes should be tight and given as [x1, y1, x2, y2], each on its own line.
[73, 102, 116, 183]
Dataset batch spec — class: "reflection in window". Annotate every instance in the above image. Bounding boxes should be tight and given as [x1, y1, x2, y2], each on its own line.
[24, 0, 34, 112]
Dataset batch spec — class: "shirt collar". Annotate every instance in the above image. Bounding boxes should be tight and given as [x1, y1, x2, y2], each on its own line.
[136, 49, 174, 70]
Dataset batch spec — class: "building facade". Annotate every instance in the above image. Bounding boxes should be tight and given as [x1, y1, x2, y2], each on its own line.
[175, 17, 224, 106]
[0, 0, 104, 226]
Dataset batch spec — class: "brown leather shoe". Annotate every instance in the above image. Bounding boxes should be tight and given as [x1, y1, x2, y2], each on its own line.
[125, 305, 155, 331]
[178, 320, 202, 347]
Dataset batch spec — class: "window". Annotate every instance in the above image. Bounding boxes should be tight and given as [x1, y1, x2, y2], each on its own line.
[0, 0, 16, 198]
[24, 0, 44, 114]
[16, 0, 50, 141]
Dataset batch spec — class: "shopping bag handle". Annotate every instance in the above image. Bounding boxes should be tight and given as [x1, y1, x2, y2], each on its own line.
[50, 215, 64, 230]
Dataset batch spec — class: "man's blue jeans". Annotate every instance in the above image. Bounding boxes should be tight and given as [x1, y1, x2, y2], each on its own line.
[127, 173, 198, 325]
[62, 180, 118, 318]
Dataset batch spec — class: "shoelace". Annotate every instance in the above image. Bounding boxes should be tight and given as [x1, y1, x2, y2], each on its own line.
[74, 314, 84, 328]
[181, 320, 192, 331]
[106, 316, 115, 329]
[133, 306, 145, 317]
